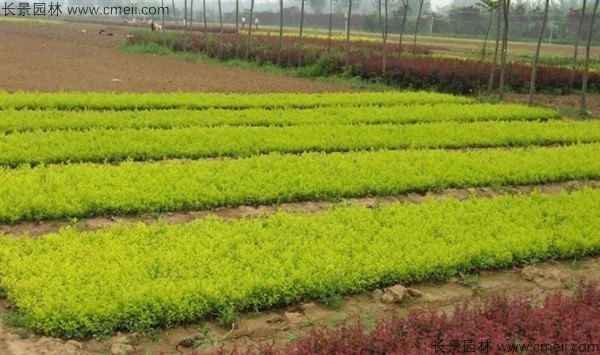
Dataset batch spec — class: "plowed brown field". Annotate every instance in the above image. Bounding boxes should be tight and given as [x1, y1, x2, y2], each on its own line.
[0, 21, 352, 93]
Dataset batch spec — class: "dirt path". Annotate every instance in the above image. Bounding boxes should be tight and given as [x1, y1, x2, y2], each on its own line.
[1, 257, 598, 355]
[0, 21, 352, 93]
[505, 93, 600, 118]
[2, 179, 598, 237]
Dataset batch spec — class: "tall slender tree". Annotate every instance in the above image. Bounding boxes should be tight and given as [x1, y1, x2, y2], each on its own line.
[308, 0, 326, 32]
[236, 0, 240, 33]
[184, 0, 188, 43]
[570, 0, 587, 89]
[203, 0, 208, 53]
[413, 0, 425, 52]
[235, 0, 240, 56]
[378, 0, 389, 74]
[487, 0, 501, 93]
[581, 0, 599, 111]
[218, 0, 224, 58]
[498, 0, 510, 100]
[328, 0, 334, 52]
[171, 0, 178, 33]
[299, 0, 306, 65]
[398, 0, 409, 54]
[189, 0, 194, 32]
[279, 0, 284, 63]
[528, 0, 550, 105]
[246, 0, 256, 60]
[479, 0, 498, 62]
[160, 0, 166, 46]
[345, 0, 353, 66]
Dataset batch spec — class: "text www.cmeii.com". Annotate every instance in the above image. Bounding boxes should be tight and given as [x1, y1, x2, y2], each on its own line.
[2, 3, 169, 16]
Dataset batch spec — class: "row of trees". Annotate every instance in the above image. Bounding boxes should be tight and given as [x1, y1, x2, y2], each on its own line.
[474, 0, 598, 107]
[158, 0, 599, 43]
[162, 0, 598, 108]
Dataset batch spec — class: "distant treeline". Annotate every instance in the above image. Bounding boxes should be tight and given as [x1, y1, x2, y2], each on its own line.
[119, 0, 599, 44]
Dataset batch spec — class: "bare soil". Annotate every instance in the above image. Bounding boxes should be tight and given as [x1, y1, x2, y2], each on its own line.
[2, 179, 598, 237]
[0, 21, 352, 93]
[505, 93, 600, 119]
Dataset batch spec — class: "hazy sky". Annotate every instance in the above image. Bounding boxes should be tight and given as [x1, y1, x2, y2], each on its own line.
[168, 0, 460, 14]
[208, 0, 457, 11]
[430, 0, 454, 9]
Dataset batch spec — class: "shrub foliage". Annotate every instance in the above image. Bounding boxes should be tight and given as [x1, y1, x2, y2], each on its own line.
[234, 282, 600, 354]
[1, 189, 599, 337]
[129, 32, 600, 95]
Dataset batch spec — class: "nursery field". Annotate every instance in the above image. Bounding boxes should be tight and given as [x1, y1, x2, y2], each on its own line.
[1, 91, 600, 353]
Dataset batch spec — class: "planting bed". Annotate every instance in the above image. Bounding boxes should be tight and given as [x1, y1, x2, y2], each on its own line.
[0, 91, 599, 354]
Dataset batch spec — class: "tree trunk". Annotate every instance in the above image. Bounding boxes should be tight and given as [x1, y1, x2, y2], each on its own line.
[398, 1, 408, 54]
[528, 0, 549, 105]
[218, 0, 223, 58]
[189, 0, 194, 32]
[161, 0, 166, 46]
[299, 0, 305, 66]
[328, 0, 333, 52]
[581, 0, 599, 111]
[236, 0, 239, 34]
[488, 2, 501, 93]
[378, 0, 388, 74]
[246, 0, 255, 60]
[345, 0, 352, 66]
[481, 8, 494, 62]
[184, 0, 188, 43]
[570, 0, 587, 89]
[171, 0, 178, 34]
[235, 0, 239, 56]
[279, 0, 284, 63]
[203, 0, 208, 53]
[384, 0, 388, 73]
[413, 0, 424, 53]
[498, 0, 510, 100]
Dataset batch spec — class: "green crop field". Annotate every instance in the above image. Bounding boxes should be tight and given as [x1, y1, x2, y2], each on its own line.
[0, 104, 556, 132]
[3, 120, 599, 166]
[0, 91, 598, 339]
[0, 91, 470, 110]
[1, 189, 599, 338]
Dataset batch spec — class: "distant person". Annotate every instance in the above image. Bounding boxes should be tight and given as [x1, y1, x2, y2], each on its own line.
[254, 18, 259, 30]
[241, 16, 246, 29]
[149, 19, 156, 32]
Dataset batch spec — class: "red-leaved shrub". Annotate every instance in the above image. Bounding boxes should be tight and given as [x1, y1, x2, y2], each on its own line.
[130, 32, 600, 95]
[220, 281, 600, 354]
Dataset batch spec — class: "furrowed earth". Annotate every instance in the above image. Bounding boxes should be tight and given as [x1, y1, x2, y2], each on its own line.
[0, 21, 350, 93]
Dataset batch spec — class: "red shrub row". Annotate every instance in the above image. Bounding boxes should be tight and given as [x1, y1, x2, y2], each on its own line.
[355, 55, 599, 94]
[222, 281, 600, 354]
[132, 32, 434, 66]
[130, 32, 600, 95]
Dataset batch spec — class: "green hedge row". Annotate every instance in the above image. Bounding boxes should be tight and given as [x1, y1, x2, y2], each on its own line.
[1, 143, 599, 222]
[0, 120, 597, 166]
[1, 188, 598, 338]
[0, 103, 556, 133]
[0, 91, 471, 111]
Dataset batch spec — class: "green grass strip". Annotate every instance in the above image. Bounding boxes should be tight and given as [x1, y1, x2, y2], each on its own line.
[1, 188, 599, 338]
[0, 103, 556, 133]
[0, 91, 472, 111]
[1, 120, 598, 167]
[1, 144, 599, 222]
